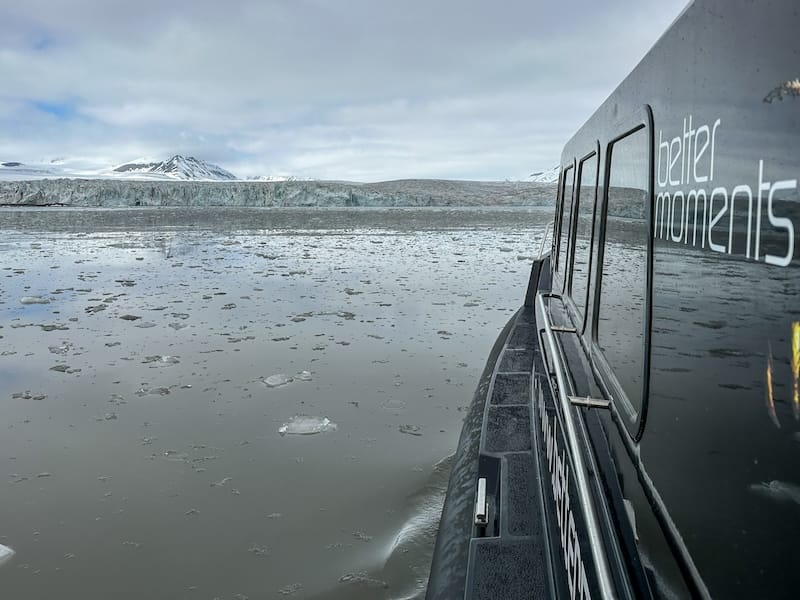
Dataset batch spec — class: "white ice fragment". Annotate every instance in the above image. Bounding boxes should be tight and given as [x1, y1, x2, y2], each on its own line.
[278, 416, 337, 436]
[142, 355, 180, 365]
[0, 544, 15, 567]
[278, 583, 302, 595]
[263, 373, 293, 388]
[338, 571, 388, 589]
[295, 370, 312, 381]
[20, 296, 49, 305]
[398, 424, 422, 436]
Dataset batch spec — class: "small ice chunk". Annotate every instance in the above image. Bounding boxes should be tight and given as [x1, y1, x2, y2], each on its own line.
[248, 544, 269, 556]
[295, 370, 312, 381]
[398, 424, 422, 437]
[278, 416, 337, 436]
[136, 386, 171, 397]
[263, 373, 293, 388]
[21, 296, 49, 305]
[0, 543, 14, 567]
[338, 572, 388, 589]
[11, 391, 46, 401]
[278, 583, 302, 595]
[142, 355, 180, 365]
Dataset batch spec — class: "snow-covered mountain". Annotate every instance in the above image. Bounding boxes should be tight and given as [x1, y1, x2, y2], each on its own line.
[113, 155, 237, 181]
[527, 166, 560, 183]
[0, 158, 109, 180]
[1, 161, 60, 179]
[0, 155, 239, 181]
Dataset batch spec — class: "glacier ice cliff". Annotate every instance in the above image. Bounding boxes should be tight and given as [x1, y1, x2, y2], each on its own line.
[0, 179, 556, 208]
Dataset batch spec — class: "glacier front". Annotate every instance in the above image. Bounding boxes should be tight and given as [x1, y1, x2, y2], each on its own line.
[0, 179, 556, 208]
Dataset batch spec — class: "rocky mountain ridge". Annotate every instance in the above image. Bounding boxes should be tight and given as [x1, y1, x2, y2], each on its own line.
[113, 155, 237, 180]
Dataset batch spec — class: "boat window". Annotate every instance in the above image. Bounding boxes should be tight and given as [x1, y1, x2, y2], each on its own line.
[555, 165, 575, 279]
[597, 126, 648, 417]
[570, 152, 597, 323]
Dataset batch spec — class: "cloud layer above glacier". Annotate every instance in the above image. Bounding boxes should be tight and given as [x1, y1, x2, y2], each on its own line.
[1, 0, 687, 181]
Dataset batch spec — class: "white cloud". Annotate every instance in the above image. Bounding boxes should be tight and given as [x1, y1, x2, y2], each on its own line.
[0, 0, 689, 180]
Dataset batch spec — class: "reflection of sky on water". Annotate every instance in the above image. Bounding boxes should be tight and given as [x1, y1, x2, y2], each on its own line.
[0, 208, 545, 599]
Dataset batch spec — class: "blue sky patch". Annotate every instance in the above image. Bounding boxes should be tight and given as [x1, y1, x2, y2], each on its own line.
[30, 100, 76, 120]
[33, 37, 54, 51]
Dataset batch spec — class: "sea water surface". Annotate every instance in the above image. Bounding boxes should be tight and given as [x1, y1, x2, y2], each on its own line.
[0, 207, 549, 600]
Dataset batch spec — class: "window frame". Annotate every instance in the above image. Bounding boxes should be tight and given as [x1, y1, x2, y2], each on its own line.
[554, 159, 576, 293]
[567, 143, 600, 334]
[590, 105, 655, 441]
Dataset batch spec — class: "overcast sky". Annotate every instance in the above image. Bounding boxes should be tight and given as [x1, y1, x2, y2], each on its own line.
[1, 0, 688, 181]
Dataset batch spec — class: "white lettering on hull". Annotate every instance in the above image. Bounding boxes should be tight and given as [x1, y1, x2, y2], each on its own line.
[655, 116, 796, 266]
[539, 389, 592, 599]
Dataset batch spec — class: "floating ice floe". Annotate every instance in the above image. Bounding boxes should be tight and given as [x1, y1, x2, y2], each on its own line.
[20, 296, 50, 305]
[278, 416, 337, 436]
[398, 424, 422, 436]
[338, 571, 388, 589]
[142, 355, 180, 365]
[278, 583, 302, 595]
[0, 543, 14, 567]
[11, 391, 46, 401]
[135, 386, 172, 397]
[263, 373, 293, 388]
[263, 370, 312, 388]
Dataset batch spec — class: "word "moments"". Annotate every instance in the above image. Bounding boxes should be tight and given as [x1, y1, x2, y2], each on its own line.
[655, 115, 796, 267]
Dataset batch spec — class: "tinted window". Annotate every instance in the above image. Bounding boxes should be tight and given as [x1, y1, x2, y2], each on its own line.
[597, 127, 648, 416]
[570, 153, 597, 319]
[556, 165, 575, 277]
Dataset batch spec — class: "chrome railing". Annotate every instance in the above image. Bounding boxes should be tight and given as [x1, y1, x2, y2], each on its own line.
[535, 292, 616, 599]
[538, 220, 554, 260]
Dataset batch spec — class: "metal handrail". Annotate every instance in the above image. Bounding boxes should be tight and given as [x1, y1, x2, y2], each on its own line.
[535, 292, 615, 599]
[538, 220, 554, 260]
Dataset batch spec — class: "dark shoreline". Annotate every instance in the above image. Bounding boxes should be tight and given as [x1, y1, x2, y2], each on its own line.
[0, 205, 554, 232]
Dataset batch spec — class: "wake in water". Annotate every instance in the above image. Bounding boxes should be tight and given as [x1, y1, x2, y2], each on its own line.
[310, 454, 455, 600]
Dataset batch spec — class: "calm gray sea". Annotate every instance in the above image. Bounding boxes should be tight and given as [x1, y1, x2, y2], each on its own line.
[0, 207, 549, 600]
